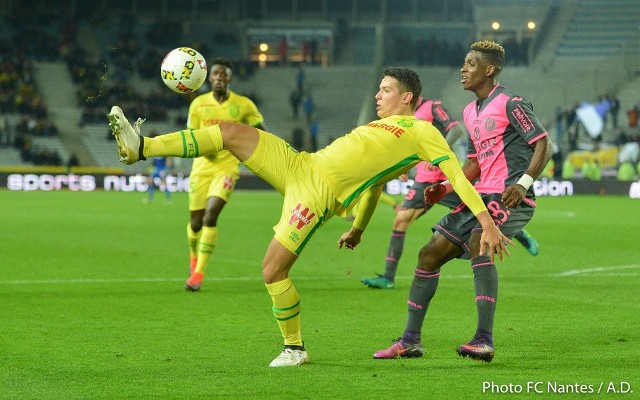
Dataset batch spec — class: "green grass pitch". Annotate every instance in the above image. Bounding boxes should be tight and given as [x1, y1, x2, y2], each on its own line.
[1, 190, 638, 399]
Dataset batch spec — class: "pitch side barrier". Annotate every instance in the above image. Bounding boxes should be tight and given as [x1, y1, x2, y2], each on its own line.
[0, 171, 639, 199]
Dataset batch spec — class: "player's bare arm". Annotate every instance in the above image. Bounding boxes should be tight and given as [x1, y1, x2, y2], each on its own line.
[338, 227, 363, 250]
[424, 158, 480, 205]
[502, 136, 553, 208]
[338, 185, 383, 249]
[476, 211, 514, 262]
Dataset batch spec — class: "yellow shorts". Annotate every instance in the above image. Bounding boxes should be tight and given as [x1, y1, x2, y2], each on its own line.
[244, 129, 342, 255]
[188, 156, 240, 210]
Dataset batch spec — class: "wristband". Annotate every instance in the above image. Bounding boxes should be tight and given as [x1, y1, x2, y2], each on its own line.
[516, 174, 534, 190]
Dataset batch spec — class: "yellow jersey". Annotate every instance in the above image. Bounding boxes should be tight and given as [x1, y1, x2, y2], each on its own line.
[308, 114, 485, 217]
[188, 90, 264, 173]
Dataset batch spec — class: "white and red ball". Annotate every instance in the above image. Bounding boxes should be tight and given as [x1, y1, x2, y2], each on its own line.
[160, 47, 207, 94]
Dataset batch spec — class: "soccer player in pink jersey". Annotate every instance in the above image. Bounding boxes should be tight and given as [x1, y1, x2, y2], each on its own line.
[374, 40, 553, 362]
[363, 99, 539, 290]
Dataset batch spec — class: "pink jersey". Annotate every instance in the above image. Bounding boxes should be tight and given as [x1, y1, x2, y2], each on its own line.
[413, 98, 461, 182]
[462, 85, 548, 202]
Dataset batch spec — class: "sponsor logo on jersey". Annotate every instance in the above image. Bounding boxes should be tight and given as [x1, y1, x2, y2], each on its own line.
[203, 119, 226, 126]
[289, 203, 315, 229]
[367, 122, 405, 138]
[511, 105, 534, 132]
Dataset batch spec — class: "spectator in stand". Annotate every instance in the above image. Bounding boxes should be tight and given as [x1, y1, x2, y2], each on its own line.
[309, 119, 319, 151]
[0, 116, 9, 146]
[627, 103, 639, 130]
[296, 63, 305, 92]
[608, 93, 620, 129]
[303, 94, 314, 124]
[67, 152, 80, 169]
[617, 131, 640, 166]
[310, 38, 318, 65]
[289, 89, 302, 119]
[291, 127, 304, 151]
[279, 37, 288, 66]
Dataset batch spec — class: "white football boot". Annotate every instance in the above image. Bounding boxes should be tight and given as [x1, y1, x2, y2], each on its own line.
[107, 105, 145, 164]
[268, 347, 309, 367]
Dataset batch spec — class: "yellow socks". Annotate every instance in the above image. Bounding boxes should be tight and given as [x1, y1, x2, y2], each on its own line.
[186, 223, 201, 261]
[265, 278, 302, 347]
[195, 226, 218, 275]
[144, 125, 224, 159]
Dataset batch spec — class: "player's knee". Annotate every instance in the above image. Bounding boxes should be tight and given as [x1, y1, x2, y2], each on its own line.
[262, 262, 286, 284]
[393, 211, 411, 228]
[417, 236, 451, 271]
[219, 121, 248, 142]
[190, 217, 203, 232]
[202, 214, 219, 227]
[417, 245, 438, 272]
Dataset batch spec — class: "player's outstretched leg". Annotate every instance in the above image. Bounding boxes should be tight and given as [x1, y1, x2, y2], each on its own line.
[107, 105, 145, 165]
[513, 229, 539, 256]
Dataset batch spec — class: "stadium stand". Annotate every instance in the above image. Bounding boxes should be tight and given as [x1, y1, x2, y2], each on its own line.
[0, 0, 638, 180]
[555, 0, 640, 58]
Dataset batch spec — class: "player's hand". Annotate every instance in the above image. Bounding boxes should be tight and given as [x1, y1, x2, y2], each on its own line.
[338, 227, 363, 250]
[501, 184, 527, 209]
[479, 224, 514, 263]
[424, 183, 446, 206]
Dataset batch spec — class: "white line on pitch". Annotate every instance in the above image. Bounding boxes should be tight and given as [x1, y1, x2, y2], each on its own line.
[0, 264, 638, 285]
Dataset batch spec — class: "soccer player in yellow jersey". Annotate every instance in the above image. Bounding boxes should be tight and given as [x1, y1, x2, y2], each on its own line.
[184, 58, 265, 291]
[107, 67, 513, 367]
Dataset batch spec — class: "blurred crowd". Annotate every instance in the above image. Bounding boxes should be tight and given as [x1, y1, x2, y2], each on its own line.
[553, 92, 640, 181]
[0, 15, 64, 166]
[0, 6, 637, 177]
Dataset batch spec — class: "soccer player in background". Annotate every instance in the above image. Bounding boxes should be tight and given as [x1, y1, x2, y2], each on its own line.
[184, 57, 265, 291]
[107, 66, 513, 367]
[373, 40, 553, 362]
[362, 98, 539, 289]
[144, 131, 173, 204]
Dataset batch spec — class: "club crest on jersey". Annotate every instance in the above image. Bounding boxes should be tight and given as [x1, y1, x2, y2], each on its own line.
[484, 118, 496, 132]
[397, 119, 414, 128]
[228, 105, 240, 118]
[289, 203, 315, 229]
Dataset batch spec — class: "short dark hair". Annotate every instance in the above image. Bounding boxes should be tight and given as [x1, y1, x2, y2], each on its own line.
[470, 40, 505, 76]
[211, 57, 233, 71]
[382, 67, 422, 110]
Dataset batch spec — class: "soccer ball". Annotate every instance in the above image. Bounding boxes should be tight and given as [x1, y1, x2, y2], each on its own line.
[160, 47, 207, 94]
